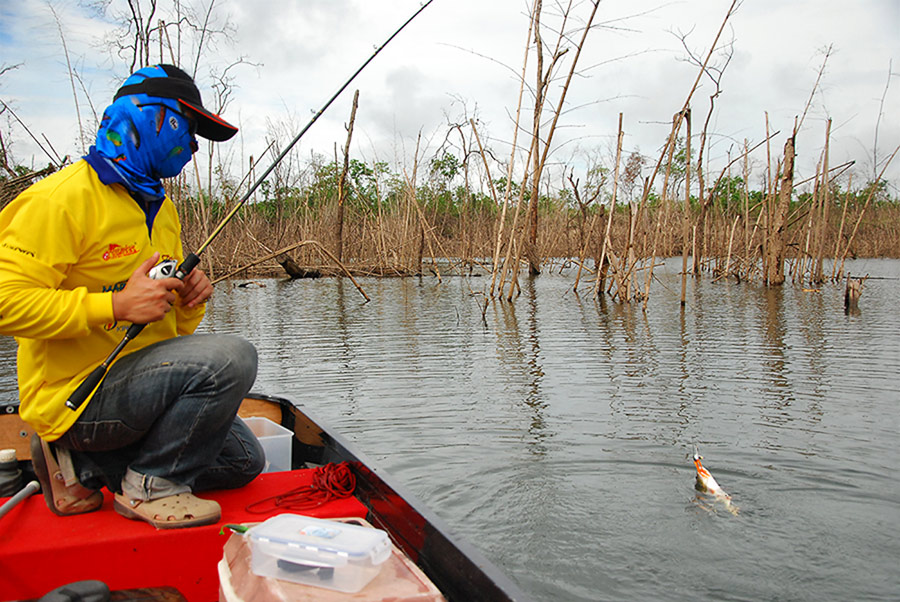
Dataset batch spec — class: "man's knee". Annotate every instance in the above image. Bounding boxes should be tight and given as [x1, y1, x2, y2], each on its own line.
[194, 334, 258, 392]
[218, 335, 258, 388]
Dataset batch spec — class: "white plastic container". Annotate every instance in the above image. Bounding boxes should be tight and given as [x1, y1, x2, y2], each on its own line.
[248, 514, 392, 593]
[243, 417, 292, 473]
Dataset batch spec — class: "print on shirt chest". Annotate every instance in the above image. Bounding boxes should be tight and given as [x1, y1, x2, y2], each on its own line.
[101, 242, 140, 262]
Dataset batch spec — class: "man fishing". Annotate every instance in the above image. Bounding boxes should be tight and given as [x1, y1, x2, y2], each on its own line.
[0, 64, 264, 529]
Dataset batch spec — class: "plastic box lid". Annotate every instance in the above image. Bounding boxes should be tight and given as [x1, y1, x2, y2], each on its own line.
[248, 514, 391, 568]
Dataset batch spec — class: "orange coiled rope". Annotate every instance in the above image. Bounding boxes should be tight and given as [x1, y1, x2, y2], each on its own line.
[245, 462, 356, 514]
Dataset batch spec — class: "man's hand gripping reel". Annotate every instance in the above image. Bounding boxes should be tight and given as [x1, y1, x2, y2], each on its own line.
[65, 254, 199, 411]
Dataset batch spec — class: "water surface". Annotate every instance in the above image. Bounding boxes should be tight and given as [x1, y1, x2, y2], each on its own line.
[3, 258, 898, 600]
[201, 258, 900, 601]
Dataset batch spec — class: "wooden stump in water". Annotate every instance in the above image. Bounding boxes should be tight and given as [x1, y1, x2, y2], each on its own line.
[844, 274, 866, 312]
[277, 253, 321, 279]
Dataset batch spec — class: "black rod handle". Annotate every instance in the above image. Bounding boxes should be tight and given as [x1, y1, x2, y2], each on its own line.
[66, 317, 147, 410]
[65, 364, 109, 410]
[175, 253, 200, 280]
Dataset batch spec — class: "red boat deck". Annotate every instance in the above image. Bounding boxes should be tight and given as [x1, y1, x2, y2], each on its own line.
[0, 470, 368, 601]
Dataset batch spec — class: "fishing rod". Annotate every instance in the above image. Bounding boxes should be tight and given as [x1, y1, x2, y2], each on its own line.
[66, 0, 437, 411]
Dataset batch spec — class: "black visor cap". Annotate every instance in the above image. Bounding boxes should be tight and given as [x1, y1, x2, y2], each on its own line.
[113, 65, 238, 142]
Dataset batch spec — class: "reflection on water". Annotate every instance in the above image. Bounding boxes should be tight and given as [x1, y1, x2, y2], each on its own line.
[2, 259, 899, 600]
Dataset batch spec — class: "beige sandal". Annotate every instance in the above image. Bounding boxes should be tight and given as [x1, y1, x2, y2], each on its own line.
[113, 492, 221, 529]
[30, 434, 103, 516]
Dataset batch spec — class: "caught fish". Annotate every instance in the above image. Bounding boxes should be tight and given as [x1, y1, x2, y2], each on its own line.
[693, 445, 738, 515]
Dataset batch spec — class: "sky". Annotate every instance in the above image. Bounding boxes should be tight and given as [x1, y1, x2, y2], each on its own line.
[1, 0, 898, 197]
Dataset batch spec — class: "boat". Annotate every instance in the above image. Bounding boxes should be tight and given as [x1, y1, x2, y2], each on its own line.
[0, 393, 529, 601]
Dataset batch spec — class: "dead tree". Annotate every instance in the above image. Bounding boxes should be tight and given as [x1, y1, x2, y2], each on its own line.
[524, 0, 600, 276]
[765, 131, 795, 285]
[336, 90, 360, 263]
[844, 274, 867, 312]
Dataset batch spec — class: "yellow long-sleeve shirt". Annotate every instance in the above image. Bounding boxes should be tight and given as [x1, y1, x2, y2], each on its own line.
[0, 160, 204, 440]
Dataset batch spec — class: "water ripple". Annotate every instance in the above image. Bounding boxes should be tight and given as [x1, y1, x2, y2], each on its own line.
[0, 259, 885, 601]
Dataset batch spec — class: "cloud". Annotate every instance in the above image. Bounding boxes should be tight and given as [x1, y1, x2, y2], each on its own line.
[1, 0, 897, 190]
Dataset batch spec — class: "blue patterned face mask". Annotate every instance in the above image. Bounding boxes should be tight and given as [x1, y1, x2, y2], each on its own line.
[92, 93, 198, 201]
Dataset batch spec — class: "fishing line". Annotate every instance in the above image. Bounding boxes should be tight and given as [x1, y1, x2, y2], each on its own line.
[67, 0, 438, 411]
[244, 462, 356, 513]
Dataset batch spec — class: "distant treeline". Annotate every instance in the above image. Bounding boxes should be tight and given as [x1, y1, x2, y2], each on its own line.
[162, 151, 898, 295]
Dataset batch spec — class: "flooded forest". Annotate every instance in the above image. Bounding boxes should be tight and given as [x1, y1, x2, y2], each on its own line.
[1, 0, 897, 307]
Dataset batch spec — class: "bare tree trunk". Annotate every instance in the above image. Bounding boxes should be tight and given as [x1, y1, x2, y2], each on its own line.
[524, 0, 600, 277]
[526, 0, 545, 276]
[813, 118, 831, 283]
[742, 139, 751, 277]
[844, 275, 866, 312]
[831, 174, 852, 280]
[602, 115, 624, 291]
[412, 135, 424, 273]
[680, 108, 692, 305]
[336, 90, 360, 262]
[766, 131, 795, 285]
[49, 6, 87, 154]
[490, 0, 536, 296]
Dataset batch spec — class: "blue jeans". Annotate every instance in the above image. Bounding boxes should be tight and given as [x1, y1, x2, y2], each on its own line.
[56, 334, 265, 500]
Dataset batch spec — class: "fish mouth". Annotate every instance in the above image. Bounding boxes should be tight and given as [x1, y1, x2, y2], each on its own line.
[692, 443, 702, 462]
